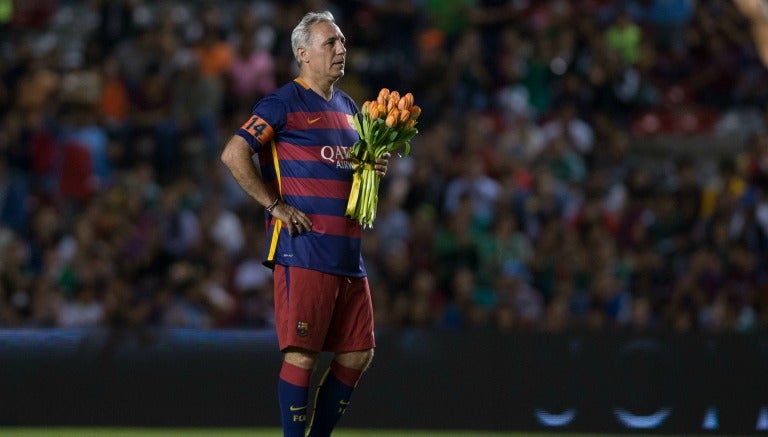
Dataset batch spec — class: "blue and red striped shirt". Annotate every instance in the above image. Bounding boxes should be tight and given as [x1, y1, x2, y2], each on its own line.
[236, 78, 365, 277]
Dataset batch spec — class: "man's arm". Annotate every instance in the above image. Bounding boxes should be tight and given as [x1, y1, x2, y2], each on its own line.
[221, 135, 277, 208]
[220, 135, 312, 234]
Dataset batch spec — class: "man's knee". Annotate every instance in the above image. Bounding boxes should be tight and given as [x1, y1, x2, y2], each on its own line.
[284, 347, 319, 370]
[334, 348, 374, 371]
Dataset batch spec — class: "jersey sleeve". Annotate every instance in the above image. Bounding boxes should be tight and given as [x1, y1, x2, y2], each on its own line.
[236, 94, 286, 151]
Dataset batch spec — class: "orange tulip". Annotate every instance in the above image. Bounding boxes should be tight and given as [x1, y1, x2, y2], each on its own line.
[377, 103, 387, 118]
[398, 93, 413, 111]
[409, 105, 421, 120]
[387, 98, 396, 112]
[389, 108, 400, 122]
[389, 91, 400, 102]
[361, 101, 370, 115]
[377, 88, 390, 105]
[369, 104, 380, 119]
[399, 108, 411, 123]
[385, 113, 397, 128]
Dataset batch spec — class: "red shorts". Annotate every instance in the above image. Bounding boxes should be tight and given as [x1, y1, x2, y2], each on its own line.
[273, 265, 375, 353]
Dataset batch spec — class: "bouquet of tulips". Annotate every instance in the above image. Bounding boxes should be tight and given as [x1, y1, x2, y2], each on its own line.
[346, 88, 421, 228]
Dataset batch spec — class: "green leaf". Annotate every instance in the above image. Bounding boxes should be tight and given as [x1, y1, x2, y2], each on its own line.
[401, 141, 411, 157]
[353, 113, 364, 137]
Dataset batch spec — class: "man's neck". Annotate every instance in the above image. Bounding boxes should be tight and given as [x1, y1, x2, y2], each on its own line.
[298, 74, 336, 101]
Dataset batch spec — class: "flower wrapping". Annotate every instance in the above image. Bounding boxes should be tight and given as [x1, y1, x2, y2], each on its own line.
[346, 88, 421, 228]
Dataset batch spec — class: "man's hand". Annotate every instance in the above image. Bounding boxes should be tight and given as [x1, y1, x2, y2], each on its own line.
[374, 152, 391, 177]
[270, 201, 312, 236]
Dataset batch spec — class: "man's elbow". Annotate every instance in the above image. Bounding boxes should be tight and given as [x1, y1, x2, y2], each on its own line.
[220, 145, 233, 167]
[220, 140, 241, 168]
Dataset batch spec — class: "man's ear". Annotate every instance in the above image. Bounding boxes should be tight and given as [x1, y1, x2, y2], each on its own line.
[298, 47, 309, 63]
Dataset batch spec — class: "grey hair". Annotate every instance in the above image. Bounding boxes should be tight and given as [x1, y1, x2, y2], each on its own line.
[291, 11, 336, 65]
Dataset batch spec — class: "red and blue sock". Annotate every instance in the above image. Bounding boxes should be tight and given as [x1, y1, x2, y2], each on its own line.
[306, 360, 363, 437]
[278, 361, 312, 437]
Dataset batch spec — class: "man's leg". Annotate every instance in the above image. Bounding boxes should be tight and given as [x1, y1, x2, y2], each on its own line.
[273, 265, 331, 436]
[279, 348, 318, 437]
[306, 349, 373, 437]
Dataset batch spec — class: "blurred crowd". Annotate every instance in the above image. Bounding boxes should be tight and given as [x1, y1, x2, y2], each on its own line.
[1, 0, 767, 333]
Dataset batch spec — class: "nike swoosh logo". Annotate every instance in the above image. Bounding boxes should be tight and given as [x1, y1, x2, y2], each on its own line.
[339, 400, 350, 406]
[289, 405, 307, 411]
[307, 117, 321, 124]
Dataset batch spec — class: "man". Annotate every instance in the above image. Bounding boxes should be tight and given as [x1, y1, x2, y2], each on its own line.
[220, 11, 389, 437]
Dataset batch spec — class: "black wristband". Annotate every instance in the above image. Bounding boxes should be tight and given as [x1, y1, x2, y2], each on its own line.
[266, 198, 280, 213]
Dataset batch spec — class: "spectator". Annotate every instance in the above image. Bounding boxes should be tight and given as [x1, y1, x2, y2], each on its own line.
[98, 57, 131, 147]
[57, 282, 104, 328]
[435, 200, 480, 290]
[605, 9, 643, 65]
[229, 30, 276, 104]
[171, 49, 223, 159]
[541, 100, 595, 156]
[443, 155, 502, 229]
[193, 27, 233, 78]
[0, 155, 29, 233]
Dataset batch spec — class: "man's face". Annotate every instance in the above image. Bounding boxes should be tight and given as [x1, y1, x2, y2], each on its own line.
[302, 21, 346, 81]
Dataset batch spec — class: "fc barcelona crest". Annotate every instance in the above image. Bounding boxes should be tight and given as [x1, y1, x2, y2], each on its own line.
[296, 321, 309, 337]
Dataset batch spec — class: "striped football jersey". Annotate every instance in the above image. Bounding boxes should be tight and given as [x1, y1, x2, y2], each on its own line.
[236, 78, 366, 277]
